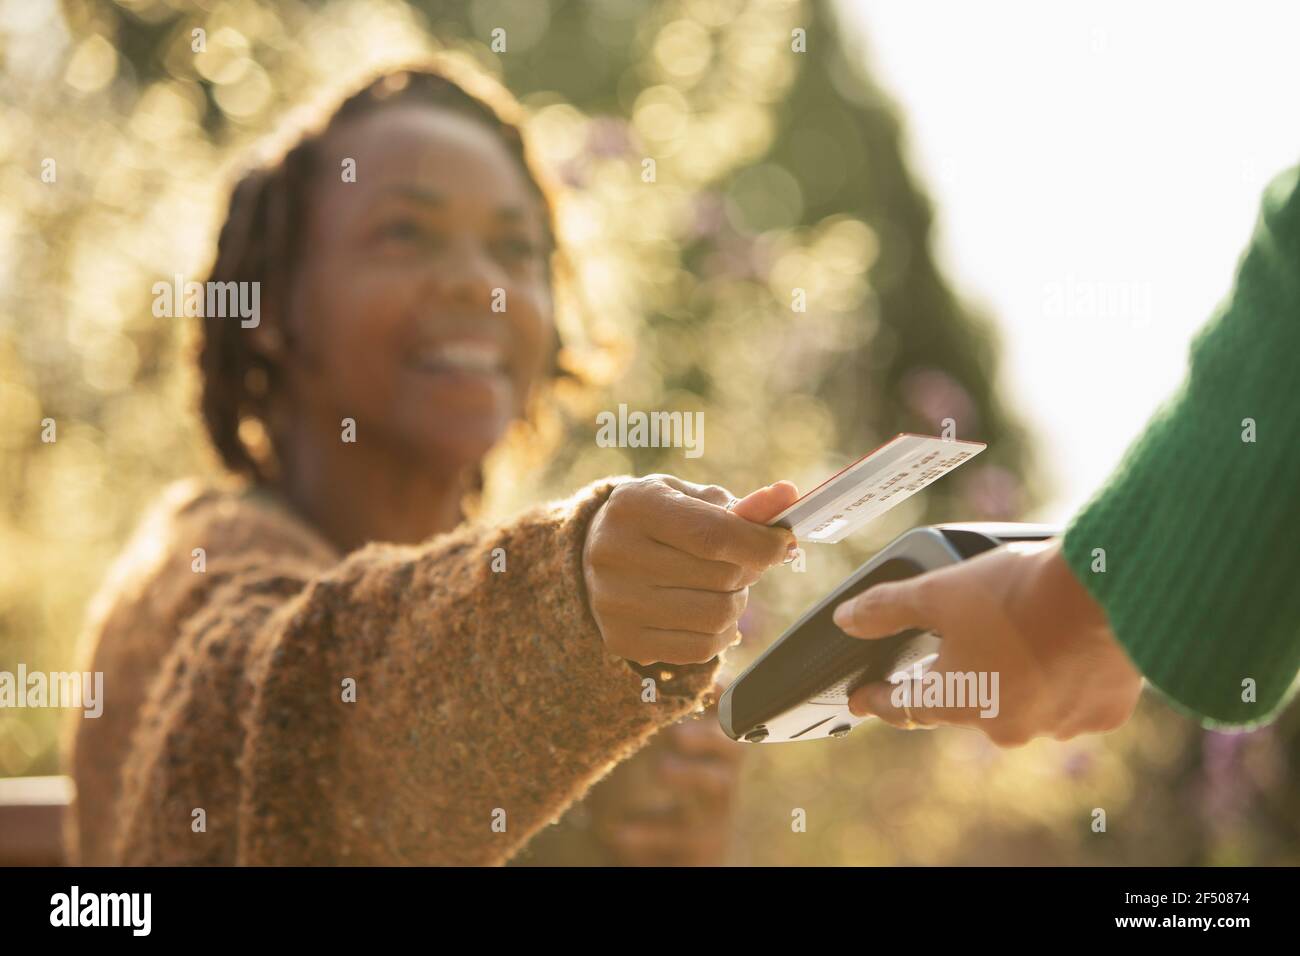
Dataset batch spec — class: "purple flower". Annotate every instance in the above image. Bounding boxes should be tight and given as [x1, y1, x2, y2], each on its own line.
[900, 367, 977, 431]
[584, 117, 634, 159]
[963, 465, 1022, 520]
[1061, 748, 1092, 779]
[1197, 728, 1267, 831]
[690, 193, 726, 241]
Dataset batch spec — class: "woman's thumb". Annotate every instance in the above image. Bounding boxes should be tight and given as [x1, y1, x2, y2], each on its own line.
[728, 480, 799, 524]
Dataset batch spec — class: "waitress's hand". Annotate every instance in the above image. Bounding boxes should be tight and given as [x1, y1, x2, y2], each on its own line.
[583, 476, 797, 665]
[832, 539, 1143, 746]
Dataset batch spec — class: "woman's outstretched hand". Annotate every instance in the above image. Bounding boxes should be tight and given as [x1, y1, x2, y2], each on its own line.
[583, 476, 798, 666]
[832, 539, 1144, 746]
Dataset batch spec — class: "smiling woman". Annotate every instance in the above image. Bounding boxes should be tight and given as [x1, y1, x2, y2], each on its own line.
[65, 63, 797, 866]
[198, 69, 561, 548]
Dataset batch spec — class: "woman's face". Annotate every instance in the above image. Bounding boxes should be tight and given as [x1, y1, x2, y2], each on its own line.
[278, 102, 553, 474]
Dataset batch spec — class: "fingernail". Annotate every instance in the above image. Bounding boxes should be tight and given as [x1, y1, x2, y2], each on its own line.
[833, 603, 851, 628]
[783, 541, 799, 563]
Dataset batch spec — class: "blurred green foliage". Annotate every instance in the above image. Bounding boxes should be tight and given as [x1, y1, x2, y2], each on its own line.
[0, 0, 1295, 864]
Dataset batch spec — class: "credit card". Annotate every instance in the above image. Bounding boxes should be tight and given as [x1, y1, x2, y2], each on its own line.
[768, 434, 986, 543]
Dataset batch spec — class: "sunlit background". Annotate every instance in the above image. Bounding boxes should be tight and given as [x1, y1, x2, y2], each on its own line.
[1, 0, 1297, 865]
[848, 0, 1300, 517]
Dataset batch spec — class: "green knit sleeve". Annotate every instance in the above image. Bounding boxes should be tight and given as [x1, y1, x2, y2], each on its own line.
[1062, 165, 1300, 728]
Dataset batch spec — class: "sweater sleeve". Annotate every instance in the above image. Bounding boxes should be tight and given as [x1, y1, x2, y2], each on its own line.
[1062, 165, 1300, 728]
[114, 479, 722, 865]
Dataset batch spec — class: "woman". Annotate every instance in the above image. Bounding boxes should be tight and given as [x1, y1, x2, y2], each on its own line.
[67, 65, 797, 865]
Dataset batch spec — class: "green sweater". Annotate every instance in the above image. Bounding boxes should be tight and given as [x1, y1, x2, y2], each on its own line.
[1062, 165, 1300, 728]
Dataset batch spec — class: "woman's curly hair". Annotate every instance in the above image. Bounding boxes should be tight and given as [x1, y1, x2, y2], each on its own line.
[197, 64, 567, 484]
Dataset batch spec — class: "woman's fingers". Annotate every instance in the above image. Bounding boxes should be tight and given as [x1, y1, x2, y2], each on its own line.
[610, 584, 747, 635]
[727, 480, 800, 524]
[611, 537, 763, 592]
[655, 475, 799, 526]
[583, 474, 799, 666]
[653, 475, 732, 507]
[617, 627, 738, 666]
[626, 479, 792, 569]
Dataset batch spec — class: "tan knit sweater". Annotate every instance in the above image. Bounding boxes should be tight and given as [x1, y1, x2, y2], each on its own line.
[66, 477, 720, 865]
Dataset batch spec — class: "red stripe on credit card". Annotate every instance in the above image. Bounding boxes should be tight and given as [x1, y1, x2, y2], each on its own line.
[767, 433, 986, 544]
